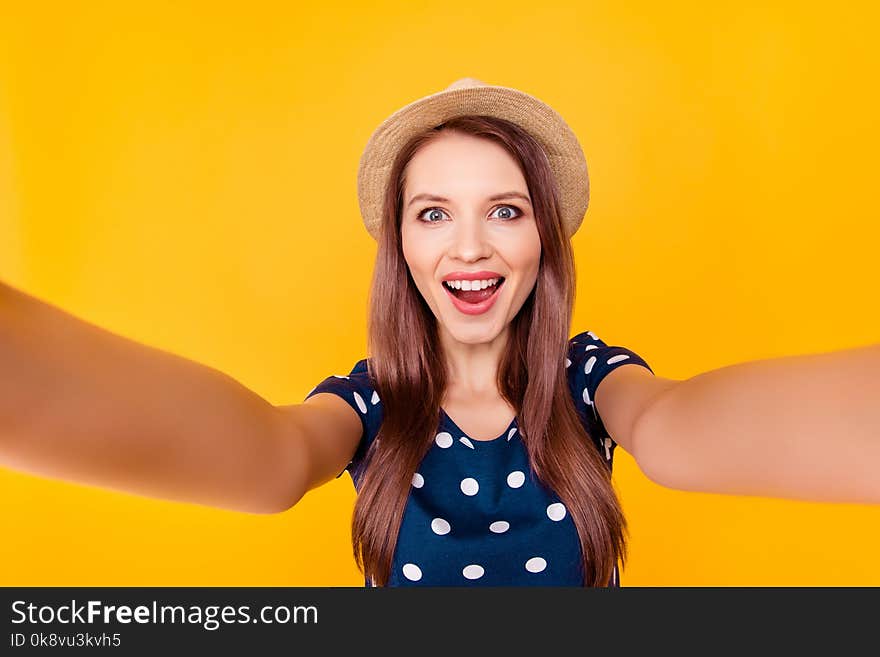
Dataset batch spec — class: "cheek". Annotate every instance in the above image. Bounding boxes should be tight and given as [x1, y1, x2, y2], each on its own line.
[401, 233, 436, 286]
[401, 234, 419, 275]
[506, 231, 541, 273]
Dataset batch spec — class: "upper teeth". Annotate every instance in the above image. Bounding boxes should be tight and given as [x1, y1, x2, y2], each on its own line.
[444, 278, 500, 291]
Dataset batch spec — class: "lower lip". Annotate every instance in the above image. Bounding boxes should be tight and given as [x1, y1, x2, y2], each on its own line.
[443, 280, 505, 316]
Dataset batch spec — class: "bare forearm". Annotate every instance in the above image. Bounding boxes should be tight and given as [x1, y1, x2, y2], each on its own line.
[0, 280, 301, 513]
[633, 343, 880, 504]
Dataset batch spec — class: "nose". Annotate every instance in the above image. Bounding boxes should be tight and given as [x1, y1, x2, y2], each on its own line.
[447, 215, 493, 263]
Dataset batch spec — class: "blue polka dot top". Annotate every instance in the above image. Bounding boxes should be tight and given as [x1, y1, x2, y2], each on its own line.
[304, 330, 653, 587]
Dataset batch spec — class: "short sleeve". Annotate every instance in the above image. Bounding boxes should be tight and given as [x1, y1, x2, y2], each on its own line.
[303, 358, 383, 486]
[566, 330, 654, 465]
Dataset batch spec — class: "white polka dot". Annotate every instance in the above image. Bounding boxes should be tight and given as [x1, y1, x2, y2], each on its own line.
[371, 390, 380, 405]
[587, 331, 599, 340]
[460, 477, 479, 496]
[507, 427, 517, 441]
[462, 564, 485, 580]
[584, 344, 599, 351]
[582, 387, 593, 406]
[412, 472, 424, 488]
[435, 432, 453, 448]
[584, 355, 596, 375]
[431, 518, 451, 535]
[547, 502, 566, 521]
[402, 563, 422, 581]
[353, 391, 367, 414]
[525, 557, 547, 573]
[507, 471, 525, 488]
[489, 521, 510, 533]
[565, 357, 571, 369]
[332, 374, 351, 379]
[459, 437, 474, 449]
[607, 354, 630, 365]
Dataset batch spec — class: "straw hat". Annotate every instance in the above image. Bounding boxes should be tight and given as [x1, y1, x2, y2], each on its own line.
[356, 77, 590, 241]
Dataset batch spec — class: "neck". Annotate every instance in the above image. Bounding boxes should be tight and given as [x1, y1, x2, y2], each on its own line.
[438, 324, 509, 396]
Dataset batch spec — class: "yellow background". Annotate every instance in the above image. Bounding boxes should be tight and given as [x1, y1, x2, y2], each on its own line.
[1, 1, 878, 586]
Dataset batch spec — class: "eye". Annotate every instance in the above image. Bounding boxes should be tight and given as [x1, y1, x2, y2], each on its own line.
[416, 207, 448, 223]
[490, 204, 523, 220]
[415, 204, 524, 224]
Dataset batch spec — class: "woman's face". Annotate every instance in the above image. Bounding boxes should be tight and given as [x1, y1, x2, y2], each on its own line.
[400, 131, 542, 346]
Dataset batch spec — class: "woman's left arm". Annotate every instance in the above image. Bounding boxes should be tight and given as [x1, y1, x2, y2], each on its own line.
[632, 343, 880, 504]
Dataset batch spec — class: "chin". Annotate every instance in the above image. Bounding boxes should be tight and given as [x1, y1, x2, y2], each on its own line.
[446, 320, 505, 345]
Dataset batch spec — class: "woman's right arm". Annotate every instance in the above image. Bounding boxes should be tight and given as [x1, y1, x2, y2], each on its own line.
[0, 280, 359, 514]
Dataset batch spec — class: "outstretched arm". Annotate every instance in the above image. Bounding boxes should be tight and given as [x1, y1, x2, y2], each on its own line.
[0, 280, 310, 514]
[632, 343, 880, 504]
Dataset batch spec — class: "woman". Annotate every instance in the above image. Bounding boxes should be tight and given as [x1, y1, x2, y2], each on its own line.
[0, 78, 877, 588]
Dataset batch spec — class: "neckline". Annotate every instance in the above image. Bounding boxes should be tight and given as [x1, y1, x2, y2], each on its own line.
[439, 407, 518, 444]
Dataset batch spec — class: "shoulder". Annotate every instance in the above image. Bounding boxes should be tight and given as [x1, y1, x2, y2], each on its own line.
[566, 329, 655, 400]
[306, 358, 378, 407]
[304, 357, 383, 483]
[566, 330, 652, 461]
[567, 329, 678, 460]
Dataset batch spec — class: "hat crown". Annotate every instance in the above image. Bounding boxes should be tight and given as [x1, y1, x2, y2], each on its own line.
[444, 77, 487, 91]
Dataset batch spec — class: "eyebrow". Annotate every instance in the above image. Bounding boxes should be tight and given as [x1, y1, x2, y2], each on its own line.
[405, 191, 532, 209]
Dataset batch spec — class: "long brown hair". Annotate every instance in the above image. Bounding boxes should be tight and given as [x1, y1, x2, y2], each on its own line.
[351, 114, 627, 586]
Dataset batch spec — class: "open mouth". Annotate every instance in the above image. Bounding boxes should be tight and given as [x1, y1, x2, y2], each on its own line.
[442, 277, 506, 305]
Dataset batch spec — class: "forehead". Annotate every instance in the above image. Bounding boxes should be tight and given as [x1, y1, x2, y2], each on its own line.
[403, 132, 527, 199]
